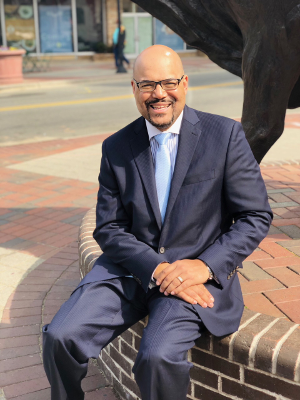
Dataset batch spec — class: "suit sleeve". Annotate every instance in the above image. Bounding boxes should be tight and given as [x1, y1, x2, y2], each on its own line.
[198, 122, 273, 289]
[93, 140, 165, 292]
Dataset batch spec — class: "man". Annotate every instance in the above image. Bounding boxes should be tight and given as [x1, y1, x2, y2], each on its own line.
[113, 21, 130, 68]
[43, 45, 272, 400]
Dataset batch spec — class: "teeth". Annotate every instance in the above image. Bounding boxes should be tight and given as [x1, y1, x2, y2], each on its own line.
[152, 105, 170, 109]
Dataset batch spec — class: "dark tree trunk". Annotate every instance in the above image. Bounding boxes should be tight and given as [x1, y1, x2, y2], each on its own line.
[133, 0, 300, 163]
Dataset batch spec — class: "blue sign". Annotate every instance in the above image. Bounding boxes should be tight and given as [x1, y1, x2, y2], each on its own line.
[155, 19, 184, 51]
[39, 5, 73, 53]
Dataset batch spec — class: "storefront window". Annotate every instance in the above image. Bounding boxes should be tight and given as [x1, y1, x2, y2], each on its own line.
[154, 19, 184, 51]
[4, 0, 36, 52]
[76, 0, 103, 52]
[38, 0, 73, 53]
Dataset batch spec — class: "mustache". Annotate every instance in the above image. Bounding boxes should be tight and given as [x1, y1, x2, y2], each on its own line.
[145, 99, 175, 107]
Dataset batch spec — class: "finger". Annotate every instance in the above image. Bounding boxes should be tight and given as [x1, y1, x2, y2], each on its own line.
[171, 279, 196, 295]
[195, 286, 214, 307]
[155, 263, 176, 286]
[184, 288, 208, 308]
[163, 275, 188, 296]
[188, 290, 208, 308]
[163, 277, 182, 295]
[173, 283, 213, 301]
[175, 291, 197, 305]
[160, 270, 184, 293]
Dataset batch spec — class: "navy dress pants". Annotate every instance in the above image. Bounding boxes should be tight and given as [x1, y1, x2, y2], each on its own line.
[43, 277, 205, 400]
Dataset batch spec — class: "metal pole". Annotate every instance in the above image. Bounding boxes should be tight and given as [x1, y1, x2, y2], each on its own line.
[0, 0, 7, 47]
[33, 0, 40, 54]
[101, 0, 107, 45]
[116, 0, 127, 73]
[71, 0, 78, 53]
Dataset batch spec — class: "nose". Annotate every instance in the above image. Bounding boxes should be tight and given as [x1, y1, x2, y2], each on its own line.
[152, 83, 166, 99]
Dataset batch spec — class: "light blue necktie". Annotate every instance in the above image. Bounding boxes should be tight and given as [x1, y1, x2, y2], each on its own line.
[154, 132, 172, 224]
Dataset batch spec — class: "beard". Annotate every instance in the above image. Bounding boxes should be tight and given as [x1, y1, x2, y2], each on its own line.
[146, 99, 175, 130]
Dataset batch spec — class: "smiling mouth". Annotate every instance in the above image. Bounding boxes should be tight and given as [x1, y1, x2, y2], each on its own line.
[149, 104, 171, 111]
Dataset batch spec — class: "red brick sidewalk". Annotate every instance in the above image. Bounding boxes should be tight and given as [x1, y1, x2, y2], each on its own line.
[0, 136, 118, 399]
[240, 164, 300, 322]
[0, 136, 300, 399]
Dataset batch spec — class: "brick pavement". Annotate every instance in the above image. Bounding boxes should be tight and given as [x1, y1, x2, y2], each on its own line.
[0, 135, 300, 399]
[0, 137, 118, 399]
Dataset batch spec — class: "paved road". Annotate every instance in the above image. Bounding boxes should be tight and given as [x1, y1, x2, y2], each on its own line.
[1, 62, 299, 164]
[0, 68, 243, 145]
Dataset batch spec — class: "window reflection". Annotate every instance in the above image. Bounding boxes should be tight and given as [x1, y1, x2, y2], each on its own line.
[4, 0, 36, 52]
[77, 0, 103, 52]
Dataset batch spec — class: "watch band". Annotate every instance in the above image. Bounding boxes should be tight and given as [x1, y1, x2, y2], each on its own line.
[206, 265, 214, 280]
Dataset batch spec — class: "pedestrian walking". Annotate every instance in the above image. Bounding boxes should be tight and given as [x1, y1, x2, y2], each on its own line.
[113, 21, 130, 68]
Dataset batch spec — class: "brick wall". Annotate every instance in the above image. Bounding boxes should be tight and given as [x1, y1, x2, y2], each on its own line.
[97, 314, 300, 400]
[79, 208, 300, 400]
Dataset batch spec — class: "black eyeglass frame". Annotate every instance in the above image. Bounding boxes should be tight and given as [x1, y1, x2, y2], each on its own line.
[133, 75, 185, 92]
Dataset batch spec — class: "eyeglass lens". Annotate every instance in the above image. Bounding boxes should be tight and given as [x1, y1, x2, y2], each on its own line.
[139, 79, 179, 92]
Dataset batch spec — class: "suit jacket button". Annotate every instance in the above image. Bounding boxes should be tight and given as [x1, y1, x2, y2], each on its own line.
[160, 247, 165, 254]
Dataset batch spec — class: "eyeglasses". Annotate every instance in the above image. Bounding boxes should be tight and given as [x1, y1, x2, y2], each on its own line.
[133, 75, 185, 92]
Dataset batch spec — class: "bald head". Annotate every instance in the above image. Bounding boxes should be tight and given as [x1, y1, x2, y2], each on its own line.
[133, 45, 184, 80]
[131, 45, 188, 131]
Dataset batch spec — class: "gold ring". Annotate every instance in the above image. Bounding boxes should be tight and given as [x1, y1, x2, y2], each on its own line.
[177, 276, 184, 283]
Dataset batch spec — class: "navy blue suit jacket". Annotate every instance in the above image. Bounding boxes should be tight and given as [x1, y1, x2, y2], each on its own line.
[79, 105, 272, 337]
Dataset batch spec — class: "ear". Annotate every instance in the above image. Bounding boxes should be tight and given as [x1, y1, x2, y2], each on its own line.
[183, 75, 189, 94]
[131, 80, 136, 94]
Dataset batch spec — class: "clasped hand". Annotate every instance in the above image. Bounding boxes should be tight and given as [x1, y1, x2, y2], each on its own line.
[154, 259, 214, 308]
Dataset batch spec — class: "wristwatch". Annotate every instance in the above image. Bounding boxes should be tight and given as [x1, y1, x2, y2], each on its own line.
[206, 265, 214, 280]
[148, 277, 157, 289]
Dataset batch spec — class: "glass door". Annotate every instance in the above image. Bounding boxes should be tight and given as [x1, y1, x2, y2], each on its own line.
[122, 14, 135, 55]
[122, 13, 152, 58]
[137, 14, 151, 53]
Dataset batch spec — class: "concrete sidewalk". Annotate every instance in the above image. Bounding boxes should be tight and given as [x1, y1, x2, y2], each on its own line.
[0, 123, 300, 398]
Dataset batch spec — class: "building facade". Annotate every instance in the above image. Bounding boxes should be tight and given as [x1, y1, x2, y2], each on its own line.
[0, 0, 194, 56]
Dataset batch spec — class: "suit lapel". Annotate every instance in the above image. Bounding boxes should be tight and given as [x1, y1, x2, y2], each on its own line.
[163, 106, 201, 225]
[130, 117, 162, 229]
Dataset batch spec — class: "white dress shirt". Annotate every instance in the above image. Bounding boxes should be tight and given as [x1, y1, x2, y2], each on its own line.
[146, 111, 183, 174]
[145, 112, 183, 286]
[126, 112, 183, 285]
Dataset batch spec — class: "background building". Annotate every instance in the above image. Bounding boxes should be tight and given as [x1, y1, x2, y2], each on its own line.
[0, 0, 194, 56]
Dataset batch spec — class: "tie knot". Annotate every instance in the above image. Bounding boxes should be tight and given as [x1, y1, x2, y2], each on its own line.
[154, 132, 171, 146]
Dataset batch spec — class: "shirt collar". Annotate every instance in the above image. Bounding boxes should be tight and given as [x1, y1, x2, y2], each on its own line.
[145, 110, 184, 140]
